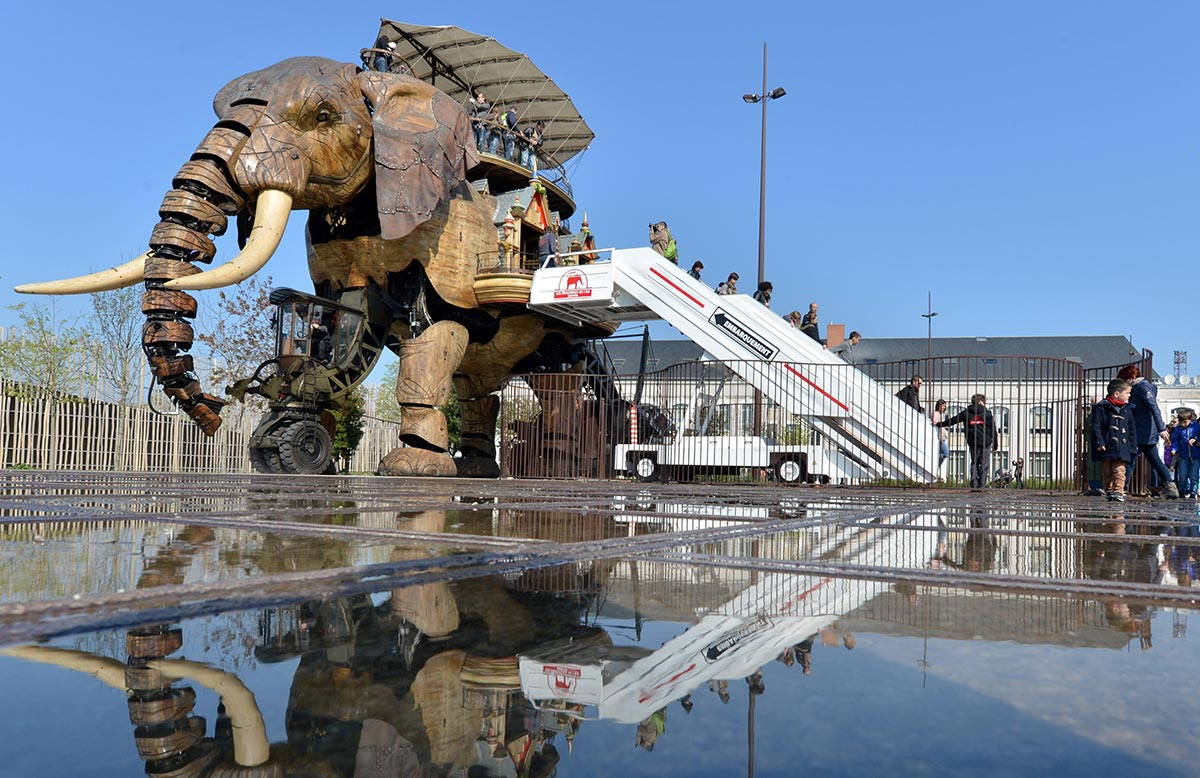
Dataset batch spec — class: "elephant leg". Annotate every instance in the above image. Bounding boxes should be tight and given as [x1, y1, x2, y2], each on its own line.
[454, 387, 500, 478]
[378, 321, 468, 477]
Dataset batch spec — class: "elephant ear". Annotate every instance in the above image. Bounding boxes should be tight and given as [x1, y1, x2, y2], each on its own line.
[358, 72, 480, 241]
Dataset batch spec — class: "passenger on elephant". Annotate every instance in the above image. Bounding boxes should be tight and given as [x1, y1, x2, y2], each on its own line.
[468, 91, 491, 152]
[503, 106, 520, 161]
[371, 36, 391, 72]
[485, 106, 503, 156]
[538, 225, 558, 268]
[521, 121, 545, 168]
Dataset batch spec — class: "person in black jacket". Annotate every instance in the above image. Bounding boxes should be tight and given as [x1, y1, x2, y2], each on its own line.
[1090, 378, 1137, 502]
[896, 376, 924, 413]
[937, 393, 999, 490]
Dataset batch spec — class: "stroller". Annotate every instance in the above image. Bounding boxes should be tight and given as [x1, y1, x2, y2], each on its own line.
[989, 468, 1013, 488]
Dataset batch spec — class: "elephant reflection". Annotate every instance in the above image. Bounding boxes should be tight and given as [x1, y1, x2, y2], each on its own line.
[18, 57, 605, 476]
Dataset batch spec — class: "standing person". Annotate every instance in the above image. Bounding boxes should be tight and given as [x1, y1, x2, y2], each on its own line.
[830, 331, 861, 364]
[930, 398, 949, 477]
[502, 105, 519, 161]
[895, 376, 924, 413]
[688, 261, 703, 280]
[371, 36, 392, 72]
[937, 393, 999, 491]
[485, 105, 502, 156]
[1090, 378, 1138, 502]
[649, 221, 678, 263]
[799, 302, 820, 342]
[520, 120, 545, 168]
[1117, 365, 1179, 498]
[752, 281, 773, 307]
[468, 91, 491, 152]
[1012, 456, 1025, 489]
[715, 272, 739, 295]
[537, 224, 558, 268]
[1170, 409, 1200, 498]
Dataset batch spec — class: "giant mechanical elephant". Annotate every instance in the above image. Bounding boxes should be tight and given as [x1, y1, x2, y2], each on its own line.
[18, 57, 607, 477]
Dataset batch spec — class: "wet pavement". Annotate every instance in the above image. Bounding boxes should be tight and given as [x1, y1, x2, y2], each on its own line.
[2, 470, 1199, 776]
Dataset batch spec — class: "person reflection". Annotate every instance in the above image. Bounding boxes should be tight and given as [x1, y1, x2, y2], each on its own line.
[1084, 513, 1160, 651]
[635, 708, 667, 751]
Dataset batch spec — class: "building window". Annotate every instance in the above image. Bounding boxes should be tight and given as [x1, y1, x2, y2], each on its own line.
[1030, 406, 1053, 434]
[993, 406, 1010, 435]
[1030, 452, 1052, 480]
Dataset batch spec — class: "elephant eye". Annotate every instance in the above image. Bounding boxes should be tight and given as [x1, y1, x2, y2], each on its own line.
[315, 103, 336, 125]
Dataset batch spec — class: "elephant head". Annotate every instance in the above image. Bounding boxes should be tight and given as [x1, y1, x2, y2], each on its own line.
[17, 57, 478, 434]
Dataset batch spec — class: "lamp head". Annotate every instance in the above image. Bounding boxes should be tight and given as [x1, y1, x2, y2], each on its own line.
[768, 87, 787, 99]
[742, 94, 761, 104]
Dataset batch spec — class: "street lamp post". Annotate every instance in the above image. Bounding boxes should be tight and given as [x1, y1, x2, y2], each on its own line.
[744, 44, 785, 437]
[743, 44, 786, 289]
[921, 291, 938, 406]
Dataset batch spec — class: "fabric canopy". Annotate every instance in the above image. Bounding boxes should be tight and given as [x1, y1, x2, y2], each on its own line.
[376, 20, 595, 164]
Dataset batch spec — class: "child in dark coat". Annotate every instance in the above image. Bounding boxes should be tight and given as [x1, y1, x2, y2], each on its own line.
[1091, 378, 1137, 502]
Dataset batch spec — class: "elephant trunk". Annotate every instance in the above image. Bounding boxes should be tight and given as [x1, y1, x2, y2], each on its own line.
[142, 107, 261, 435]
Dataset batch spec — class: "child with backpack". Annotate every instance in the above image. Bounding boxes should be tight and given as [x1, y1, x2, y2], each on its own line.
[1090, 378, 1137, 502]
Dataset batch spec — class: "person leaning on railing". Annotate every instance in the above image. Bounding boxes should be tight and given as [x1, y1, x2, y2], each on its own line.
[521, 121, 546, 169]
[467, 91, 491, 152]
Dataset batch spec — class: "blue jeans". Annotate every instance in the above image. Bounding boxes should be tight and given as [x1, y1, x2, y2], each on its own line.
[487, 131, 501, 156]
[1133, 443, 1173, 486]
[938, 441, 949, 465]
[504, 132, 516, 161]
[373, 55, 388, 72]
[473, 122, 487, 151]
[1176, 457, 1200, 496]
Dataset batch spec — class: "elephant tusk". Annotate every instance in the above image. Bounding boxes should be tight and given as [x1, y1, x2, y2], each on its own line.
[14, 253, 149, 295]
[150, 658, 270, 766]
[163, 190, 292, 291]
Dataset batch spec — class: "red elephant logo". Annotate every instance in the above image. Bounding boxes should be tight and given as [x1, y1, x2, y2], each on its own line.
[554, 269, 592, 299]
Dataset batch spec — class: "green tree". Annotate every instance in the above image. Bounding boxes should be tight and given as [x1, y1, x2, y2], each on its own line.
[194, 276, 275, 413]
[331, 389, 366, 473]
[0, 302, 91, 400]
[369, 360, 460, 452]
[88, 285, 144, 405]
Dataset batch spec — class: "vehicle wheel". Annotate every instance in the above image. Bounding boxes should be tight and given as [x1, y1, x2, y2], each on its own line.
[632, 453, 659, 482]
[774, 458, 803, 484]
[249, 444, 284, 474]
[276, 419, 334, 475]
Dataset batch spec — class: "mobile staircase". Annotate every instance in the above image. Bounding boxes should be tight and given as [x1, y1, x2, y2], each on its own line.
[527, 247, 939, 482]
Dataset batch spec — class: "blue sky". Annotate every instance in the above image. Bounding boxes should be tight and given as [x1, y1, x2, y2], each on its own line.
[3, 2, 1197, 370]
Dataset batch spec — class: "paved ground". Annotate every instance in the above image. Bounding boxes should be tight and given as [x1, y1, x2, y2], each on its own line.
[2, 470, 1198, 644]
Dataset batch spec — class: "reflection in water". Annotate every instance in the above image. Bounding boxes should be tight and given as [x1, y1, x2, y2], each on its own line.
[3, 495, 1200, 774]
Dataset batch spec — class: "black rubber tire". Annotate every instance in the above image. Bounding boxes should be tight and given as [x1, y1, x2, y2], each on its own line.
[632, 454, 659, 482]
[248, 444, 284, 474]
[276, 419, 334, 475]
[774, 458, 804, 484]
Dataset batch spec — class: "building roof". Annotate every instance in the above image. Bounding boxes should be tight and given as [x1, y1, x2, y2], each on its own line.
[600, 335, 1156, 378]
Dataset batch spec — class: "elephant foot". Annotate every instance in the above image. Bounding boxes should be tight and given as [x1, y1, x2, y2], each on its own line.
[455, 456, 500, 479]
[378, 447, 458, 477]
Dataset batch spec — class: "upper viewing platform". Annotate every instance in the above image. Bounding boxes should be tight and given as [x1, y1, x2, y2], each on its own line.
[364, 20, 593, 219]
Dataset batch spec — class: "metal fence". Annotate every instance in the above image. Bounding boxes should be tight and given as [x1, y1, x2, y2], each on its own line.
[499, 355, 1091, 487]
[0, 378, 402, 474]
